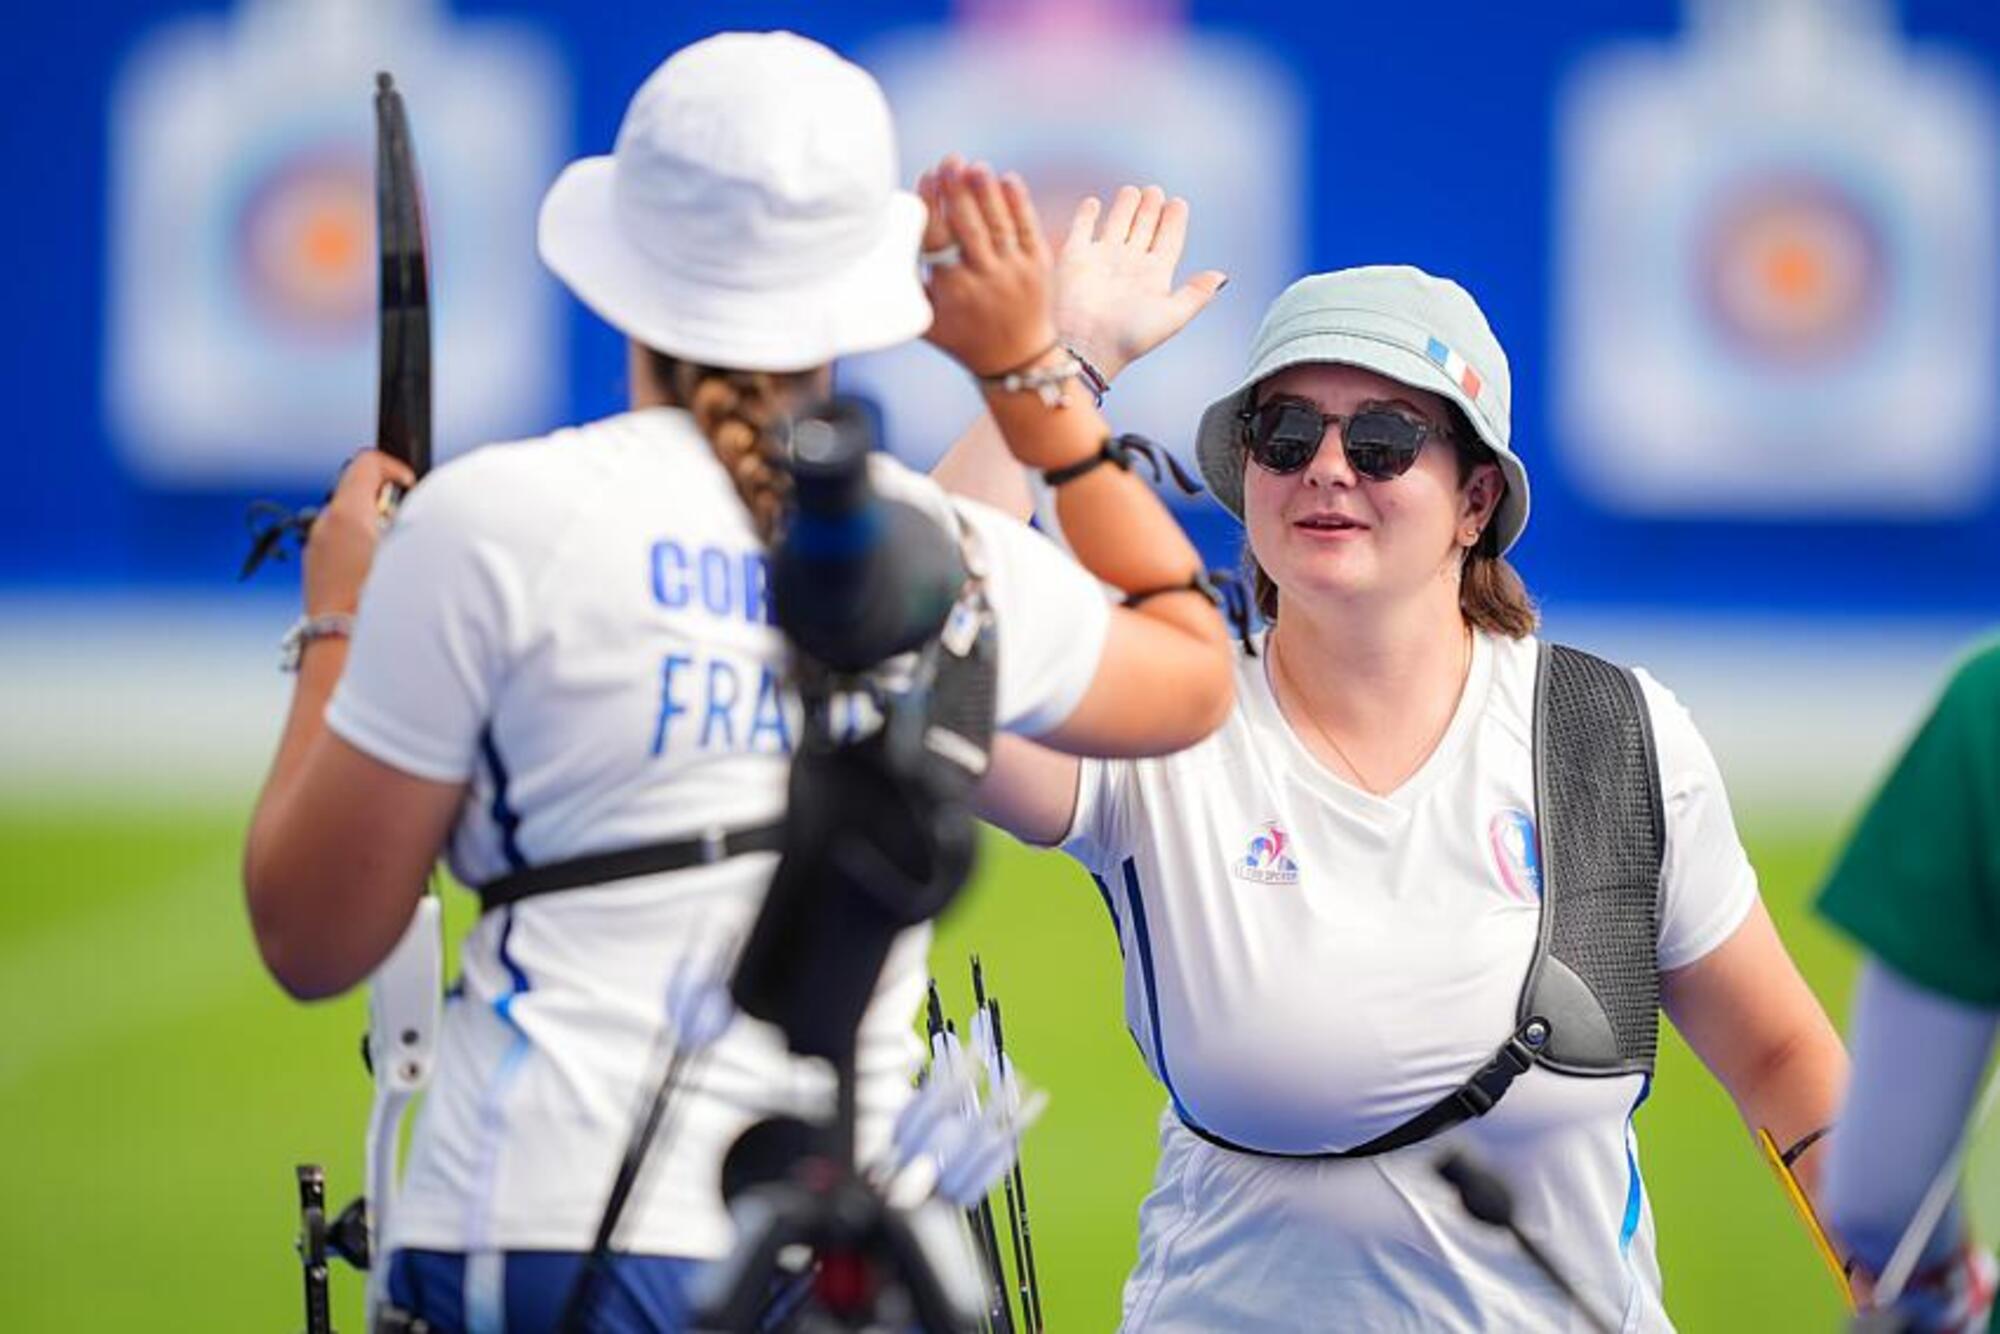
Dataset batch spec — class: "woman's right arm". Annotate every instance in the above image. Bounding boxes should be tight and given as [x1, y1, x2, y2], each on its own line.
[925, 171, 1229, 844]
[923, 160, 1234, 761]
[244, 452, 467, 999]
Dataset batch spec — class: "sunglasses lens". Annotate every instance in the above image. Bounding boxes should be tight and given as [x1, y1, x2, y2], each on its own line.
[1247, 402, 1325, 473]
[1343, 410, 1425, 480]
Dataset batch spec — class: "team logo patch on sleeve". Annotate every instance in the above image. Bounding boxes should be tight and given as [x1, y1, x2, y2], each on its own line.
[1488, 808, 1543, 901]
[1232, 821, 1300, 885]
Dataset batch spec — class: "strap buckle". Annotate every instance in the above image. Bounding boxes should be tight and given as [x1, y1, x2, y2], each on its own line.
[1456, 1017, 1551, 1117]
[698, 827, 727, 865]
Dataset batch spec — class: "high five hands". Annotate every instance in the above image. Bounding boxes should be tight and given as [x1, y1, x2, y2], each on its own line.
[919, 159, 1229, 390]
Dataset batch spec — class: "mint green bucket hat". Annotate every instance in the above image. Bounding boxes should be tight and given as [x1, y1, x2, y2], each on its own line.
[1193, 265, 1530, 554]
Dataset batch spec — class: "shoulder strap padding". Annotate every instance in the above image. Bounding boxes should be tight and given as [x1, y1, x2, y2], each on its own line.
[1522, 643, 1666, 1078]
[1524, 955, 1621, 1067]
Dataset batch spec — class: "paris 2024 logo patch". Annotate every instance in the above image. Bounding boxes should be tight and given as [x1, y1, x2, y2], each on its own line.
[1232, 821, 1300, 886]
[1489, 809, 1543, 902]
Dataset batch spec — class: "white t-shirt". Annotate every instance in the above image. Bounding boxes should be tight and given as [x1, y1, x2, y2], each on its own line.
[325, 407, 1109, 1259]
[1061, 629, 1757, 1333]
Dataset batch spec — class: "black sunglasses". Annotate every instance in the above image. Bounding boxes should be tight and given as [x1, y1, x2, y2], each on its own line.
[1238, 397, 1438, 482]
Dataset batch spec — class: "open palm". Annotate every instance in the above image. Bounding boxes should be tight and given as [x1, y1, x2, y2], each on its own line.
[1055, 185, 1228, 384]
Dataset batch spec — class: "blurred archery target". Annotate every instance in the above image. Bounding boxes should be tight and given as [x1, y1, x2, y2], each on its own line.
[105, 3, 567, 487]
[1553, 3, 1999, 518]
[1697, 176, 1888, 369]
[233, 146, 375, 337]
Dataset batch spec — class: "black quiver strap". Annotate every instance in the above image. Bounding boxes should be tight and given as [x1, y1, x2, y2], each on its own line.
[1181, 641, 1665, 1161]
[1517, 642, 1666, 1076]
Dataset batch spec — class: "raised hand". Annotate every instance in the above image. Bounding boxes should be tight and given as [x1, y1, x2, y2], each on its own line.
[1055, 185, 1228, 384]
[919, 158, 1059, 379]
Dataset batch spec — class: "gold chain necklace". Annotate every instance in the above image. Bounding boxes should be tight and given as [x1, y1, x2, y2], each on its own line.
[1270, 624, 1473, 797]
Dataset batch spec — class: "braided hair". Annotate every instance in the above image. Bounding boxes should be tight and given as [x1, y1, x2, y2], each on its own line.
[646, 349, 807, 546]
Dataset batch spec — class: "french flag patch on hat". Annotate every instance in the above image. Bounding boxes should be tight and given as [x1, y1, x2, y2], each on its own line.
[1426, 336, 1483, 401]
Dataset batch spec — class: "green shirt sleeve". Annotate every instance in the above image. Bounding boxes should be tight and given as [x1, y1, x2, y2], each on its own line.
[1818, 642, 2000, 1007]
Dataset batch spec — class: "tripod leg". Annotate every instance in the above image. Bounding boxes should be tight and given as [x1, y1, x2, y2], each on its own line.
[561, 1042, 703, 1333]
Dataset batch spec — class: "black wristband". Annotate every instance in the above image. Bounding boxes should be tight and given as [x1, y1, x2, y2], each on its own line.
[1042, 437, 1129, 487]
[1780, 1123, 1832, 1169]
[1042, 433, 1203, 494]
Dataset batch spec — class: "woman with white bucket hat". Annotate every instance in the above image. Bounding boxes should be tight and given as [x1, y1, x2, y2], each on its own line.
[954, 255, 1852, 1329]
[242, 31, 1233, 1331]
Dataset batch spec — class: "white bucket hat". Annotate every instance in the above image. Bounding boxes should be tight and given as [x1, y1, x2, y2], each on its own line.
[1193, 266, 1531, 553]
[537, 31, 931, 373]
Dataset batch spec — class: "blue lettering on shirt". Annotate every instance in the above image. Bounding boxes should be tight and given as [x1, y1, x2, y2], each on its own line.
[748, 665, 791, 754]
[652, 653, 695, 755]
[649, 540, 775, 626]
[656, 653, 802, 758]
[650, 540, 691, 609]
[652, 651, 895, 759]
[699, 547, 733, 618]
[701, 657, 741, 751]
[744, 552, 771, 626]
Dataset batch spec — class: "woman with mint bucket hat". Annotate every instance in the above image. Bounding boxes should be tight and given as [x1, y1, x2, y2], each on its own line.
[958, 260, 1853, 1328]
[241, 31, 1238, 1333]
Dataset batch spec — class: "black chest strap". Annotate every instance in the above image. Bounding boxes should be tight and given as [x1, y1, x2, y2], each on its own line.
[1180, 640, 1665, 1160]
[1178, 1016, 1555, 1161]
[477, 822, 785, 914]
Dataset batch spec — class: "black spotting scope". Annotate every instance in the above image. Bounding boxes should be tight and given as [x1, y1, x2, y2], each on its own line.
[770, 396, 964, 674]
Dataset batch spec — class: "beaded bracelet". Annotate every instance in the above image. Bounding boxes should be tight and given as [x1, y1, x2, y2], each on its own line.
[976, 342, 1079, 409]
[1066, 346, 1112, 406]
[279, 611, 356, 673]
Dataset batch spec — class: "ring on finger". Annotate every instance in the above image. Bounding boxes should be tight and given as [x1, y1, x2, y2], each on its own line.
[920, 242, 963, 268]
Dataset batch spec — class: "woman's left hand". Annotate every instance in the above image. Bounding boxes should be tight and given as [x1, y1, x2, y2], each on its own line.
[303, 449, 415, 616]
[918, 157, 1058, 378]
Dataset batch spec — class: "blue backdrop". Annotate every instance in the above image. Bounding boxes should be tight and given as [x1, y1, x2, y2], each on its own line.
[4, 0, 1998, 615]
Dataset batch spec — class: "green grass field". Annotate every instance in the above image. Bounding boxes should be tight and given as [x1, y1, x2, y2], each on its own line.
[0, 801, 1876, 1330]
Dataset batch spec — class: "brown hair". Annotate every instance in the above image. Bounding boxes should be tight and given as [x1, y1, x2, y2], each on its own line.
[1246, 400, 1538, 638]
[645, 348, 806, 545]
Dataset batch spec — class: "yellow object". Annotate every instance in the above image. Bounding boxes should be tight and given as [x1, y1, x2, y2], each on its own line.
[1757, 1127, 1857, 1312]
